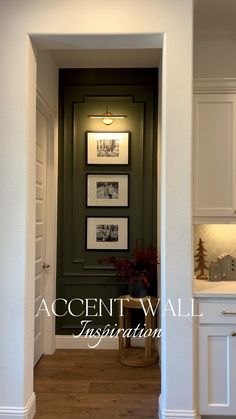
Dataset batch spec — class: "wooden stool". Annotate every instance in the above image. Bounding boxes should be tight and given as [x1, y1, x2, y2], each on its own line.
[118, 295, 158, 367]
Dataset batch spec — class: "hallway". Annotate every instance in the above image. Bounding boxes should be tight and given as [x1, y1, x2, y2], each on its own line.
[34, 349, 160, 418]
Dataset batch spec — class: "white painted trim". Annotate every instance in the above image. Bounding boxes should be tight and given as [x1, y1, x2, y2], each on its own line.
[36, 89, 57, 356]
[56, 335, 146, 350]
[56, 335, 119, 350]
[158, 395, 201, 419]
[158, 394, 162, 419]
[194, 78, 236, 94]
[36, 87, 56, 117]
[193, 216, 236, 225]
[159, 408, 200, 419]
[0, 393, 36, 419]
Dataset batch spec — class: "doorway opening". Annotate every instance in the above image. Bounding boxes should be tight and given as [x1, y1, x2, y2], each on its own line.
[33, 38, 162, 353]
[32, 37, 162, 418]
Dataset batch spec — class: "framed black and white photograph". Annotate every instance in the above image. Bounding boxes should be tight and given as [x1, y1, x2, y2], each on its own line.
[86, 217, 129, 250]
[86, 174, 129, 207]
[86, 131, 130, 165]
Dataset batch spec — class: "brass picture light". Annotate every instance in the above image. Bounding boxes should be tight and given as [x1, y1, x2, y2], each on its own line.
[88, 106, 127, 125]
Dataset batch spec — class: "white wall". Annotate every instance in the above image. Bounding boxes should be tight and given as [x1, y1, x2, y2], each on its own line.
[0, 1, 194, 418]
[0, 31, 37, 414]
[194, 40, 236, 78]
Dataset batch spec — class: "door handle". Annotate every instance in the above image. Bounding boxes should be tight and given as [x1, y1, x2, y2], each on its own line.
[222, 311, 236, 316]
[43, 263, 50, 270]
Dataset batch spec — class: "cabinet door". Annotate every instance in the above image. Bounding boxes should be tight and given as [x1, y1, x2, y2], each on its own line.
[193, 94, 236, 217]
[199, 324, 236, 415]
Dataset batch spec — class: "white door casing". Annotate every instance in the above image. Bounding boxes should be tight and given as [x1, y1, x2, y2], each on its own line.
[34, 108, 48, 365]
[34, 89, 57, 363]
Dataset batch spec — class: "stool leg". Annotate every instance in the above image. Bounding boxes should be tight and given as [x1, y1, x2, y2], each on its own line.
[118, 303, 125, 361]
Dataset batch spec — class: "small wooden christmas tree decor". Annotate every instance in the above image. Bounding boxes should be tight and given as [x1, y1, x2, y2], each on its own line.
[194, 238, 208, 279]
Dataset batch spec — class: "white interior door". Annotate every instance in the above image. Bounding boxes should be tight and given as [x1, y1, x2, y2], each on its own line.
[34, 108, 48, 366]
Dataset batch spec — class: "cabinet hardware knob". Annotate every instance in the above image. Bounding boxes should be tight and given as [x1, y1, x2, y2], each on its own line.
[231, 332, 236, 337]
[43, 263, 50, 270]
[222, 311, 236, 316]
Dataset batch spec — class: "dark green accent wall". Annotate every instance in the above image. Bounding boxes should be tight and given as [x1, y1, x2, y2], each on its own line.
[56, 69, 158, 335]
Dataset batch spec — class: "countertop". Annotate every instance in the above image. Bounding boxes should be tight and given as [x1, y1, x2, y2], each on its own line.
[194, 279, 236, 298]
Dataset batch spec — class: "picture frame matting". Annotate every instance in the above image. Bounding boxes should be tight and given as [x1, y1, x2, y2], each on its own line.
[86, 131, 130, 165]
[86, 173, 129, 207]
[86, 216, 129, 250]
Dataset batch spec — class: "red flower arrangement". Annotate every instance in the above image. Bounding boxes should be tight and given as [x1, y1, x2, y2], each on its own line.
[99, 240, 159, 288]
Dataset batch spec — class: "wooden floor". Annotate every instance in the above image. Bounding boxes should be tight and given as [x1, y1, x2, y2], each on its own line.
[34, 349, 161, 419]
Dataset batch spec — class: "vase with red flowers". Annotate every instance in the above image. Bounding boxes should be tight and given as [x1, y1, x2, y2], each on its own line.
[99, 240, 159, 298]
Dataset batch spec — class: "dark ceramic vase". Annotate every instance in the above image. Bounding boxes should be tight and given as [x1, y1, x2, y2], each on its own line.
[128, 277, 148, 298]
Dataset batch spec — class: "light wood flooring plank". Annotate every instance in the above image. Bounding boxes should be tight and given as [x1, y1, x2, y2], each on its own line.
[34, 349, 160, 418]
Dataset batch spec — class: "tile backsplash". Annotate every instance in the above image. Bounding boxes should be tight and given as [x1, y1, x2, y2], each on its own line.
[194, 225, 236, 268]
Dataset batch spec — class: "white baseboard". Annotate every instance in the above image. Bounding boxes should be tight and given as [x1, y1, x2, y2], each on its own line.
[56, 335, 145, 350]
[56, 335, 118, 349]
[0, 393, 36, 419]
[160, 409, 200, 419]
[158, 397, 200, 419]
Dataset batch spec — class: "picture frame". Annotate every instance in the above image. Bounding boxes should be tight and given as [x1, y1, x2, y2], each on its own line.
[86, 131, 130, 165]
[86, 174, 129, 207]
[86, 217, 129, 250]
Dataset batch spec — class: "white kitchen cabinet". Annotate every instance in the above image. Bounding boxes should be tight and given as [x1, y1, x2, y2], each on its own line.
[193, 93, 236, 219]
[197, 299, 236, 415]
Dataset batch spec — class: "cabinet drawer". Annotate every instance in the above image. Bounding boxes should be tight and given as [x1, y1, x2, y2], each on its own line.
[199, 301, 236, 324]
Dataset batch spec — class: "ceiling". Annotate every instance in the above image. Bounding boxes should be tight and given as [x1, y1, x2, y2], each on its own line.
[51, 48, 162, 69]
[195, 0, 236, 40]
[36, 33, 162, 69]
